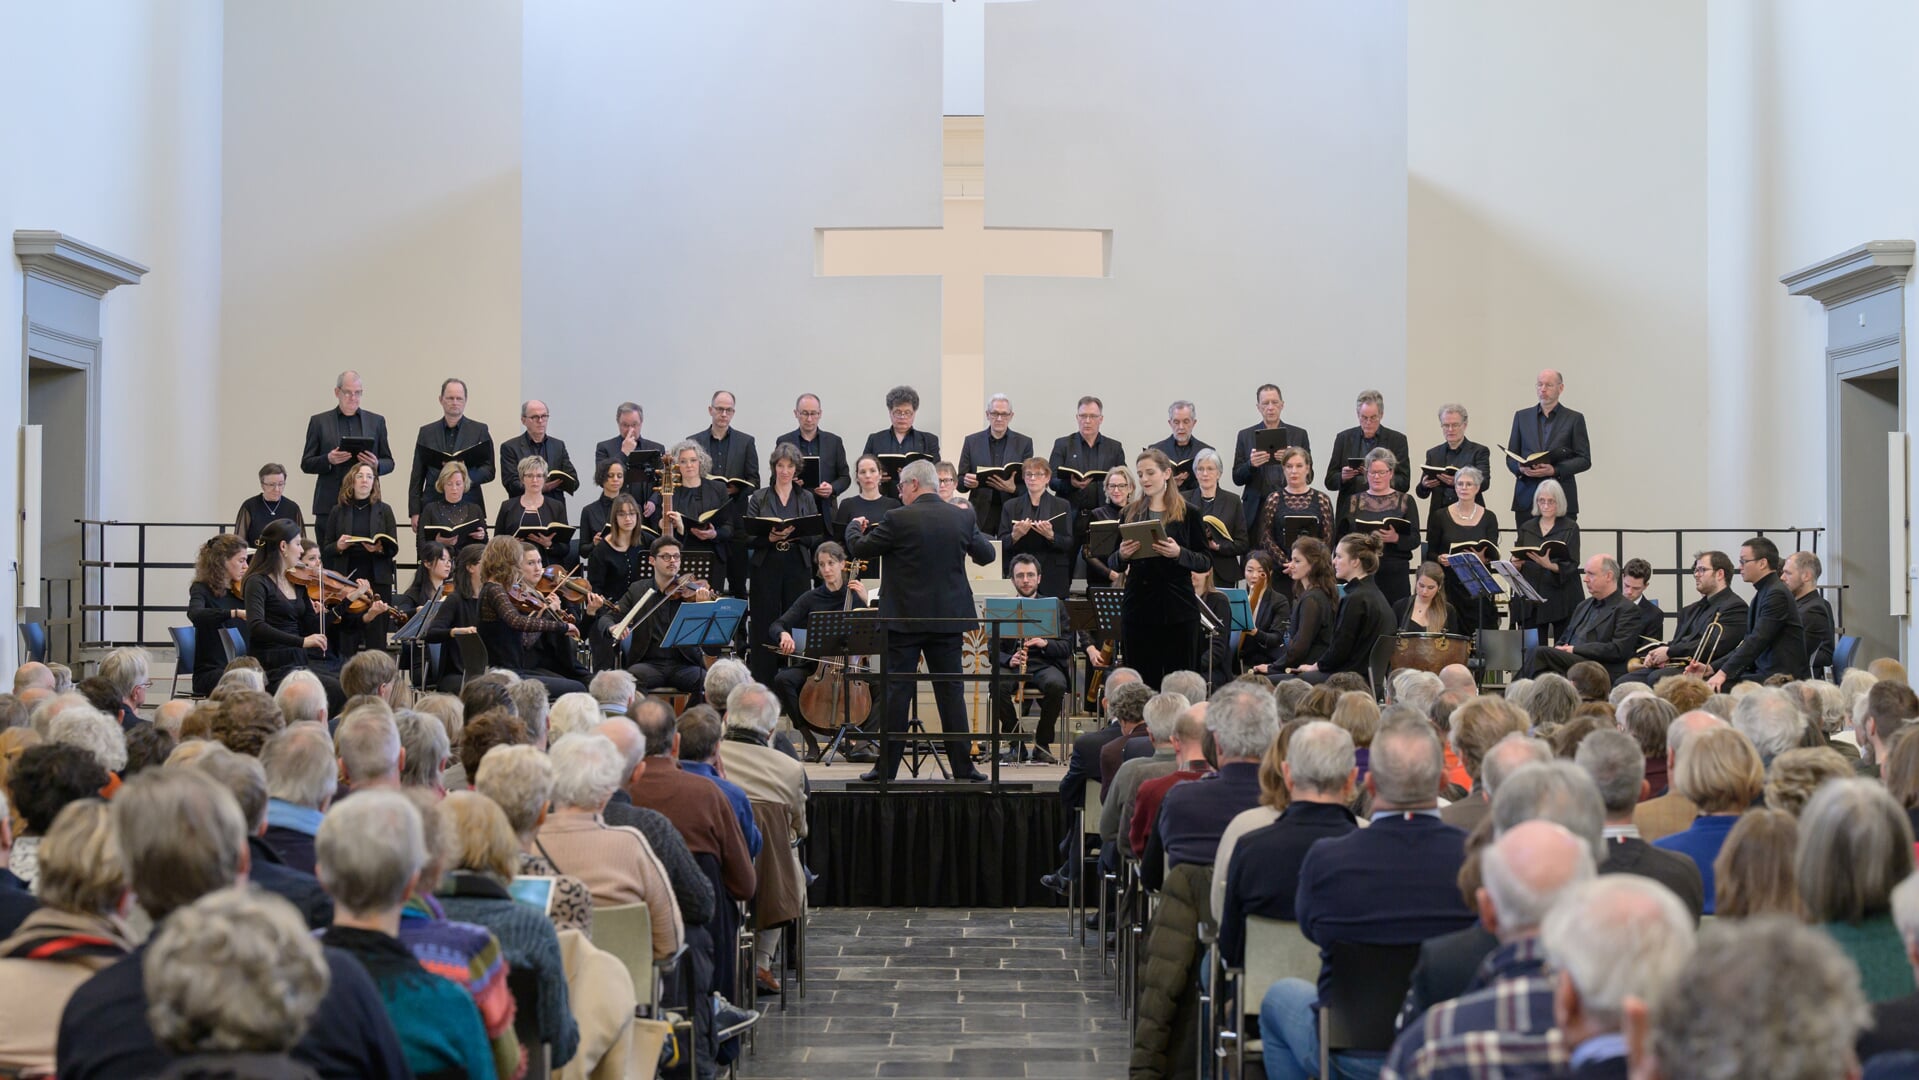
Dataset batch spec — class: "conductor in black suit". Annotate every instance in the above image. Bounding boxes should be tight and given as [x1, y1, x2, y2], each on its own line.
[958, 393, 1035, 533]
[406, 377, 494, 530]
[300, 369, 395, 531]
[775, 392, 850, 514]
[1323, 389, 1410, 499]
[1231, 383, 1312, 531]
[1505, 368, 1592, 518]
[1524, 554, 1642, 679]
[847, 459, 996, 783]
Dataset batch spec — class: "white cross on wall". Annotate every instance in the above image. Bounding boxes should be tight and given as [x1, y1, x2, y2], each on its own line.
[815, 0, 1112, 443]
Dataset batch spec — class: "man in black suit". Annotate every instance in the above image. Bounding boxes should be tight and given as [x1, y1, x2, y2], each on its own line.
[1696, 536, 1808, 690]
[690, 390, 759, 596]
[1783, 550, 1836, 677]
[594, 401, 666, 521]
[405, 377, 495, 530]
[862, 386, 941, 495]
[1505, 368, 1592, 518]
[498, 398, 581, 513]
[1231, 383, 1312, 531]
[1573, 729, 1706, 919]
[602, 535, 711, 702]
[1524, 554, 1641, 678]
[958, 393, 1035, 533]
[1148, 399, 1213, 493]
[1049, 395, 1127, 526]
[300, 369, 394, 521]
[775, 392, 850, 514]
[847, 460, 995, 782]
[1414, 403, 1491, 558]
[1323, 388, 1410, 498]
[1040, 667, 1143, 894]
[1620, 551, 1748, 686]
[1620, 558, 1663, 645]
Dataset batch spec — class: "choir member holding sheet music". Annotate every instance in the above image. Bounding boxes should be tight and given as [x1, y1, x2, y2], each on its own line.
[416, 462, 488, 559]
[494, 456, 573, 567]
[1082, 467, 1135, 589]
[406, 378, 494, 530]
[1184, 449, 1247, 586]
[1334, 448, 1420, 607]
[662, 440, 736, 586]
[1148, 399, 1213, 494]
[1232, 384, 1313, 531]
[1510, 479, 1581, 640]
[775, 392, 850, 513]
[862, 385, 941, 498]
[1415, 403, 1492, 560]
[744, 443, 825, 684]
[998, 457, 1076, 600]
[1430, 466, 1501, 635]
[958, 394, 1034, 533]
[1254, 447, 1335, 567]
[324, 461, 398, 657]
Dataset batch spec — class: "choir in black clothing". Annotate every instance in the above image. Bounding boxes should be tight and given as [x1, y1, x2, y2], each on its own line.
[689, 391, 758, 596]
[323, 462, 398, 656]
[959, 395, 1034, 533]
[1415, 403, 1493, 557]
[1081, 469, 1134, 589]
[1511, 479, 1581, 640]
[743, 444, 824, 685]
[1429, 467, 1501, 635]
[494, 456, 571, 567]
[593, 401, 665, 521]
[1185, 450, 1248, 587]
[498, 399, 580, 512]
[235, 464, 305, 547]
[997, 458, 1076, 600]
[406, 378, 493, 526]
[1335, 449, 1421, 607]
[301, 370, 394, 527]
[664, 441, 737, 586]
[862, 386, 941, 498]
[776, 393, 851, 513]
[415, 462, 489, 558]
[1149, 399, 1213, 493]
[1109, 449, 1213, 688]
[576, 460, 628, 553]
[1253, 447, 1335, 566]
[1505, 369, 1593, 519]
[187, 534, 252, 697]
[832, 456, 901, 582]
[1232, 384, 1313, 532]
[1324, 389, 1411, 499]
[1050, 396, 1127, 531]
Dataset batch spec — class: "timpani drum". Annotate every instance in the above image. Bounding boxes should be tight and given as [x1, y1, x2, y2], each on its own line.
[1390, 632, 1473, 673]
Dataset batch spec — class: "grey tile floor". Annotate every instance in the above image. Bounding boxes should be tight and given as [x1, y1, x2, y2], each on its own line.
[739, 908, 1129, 1079]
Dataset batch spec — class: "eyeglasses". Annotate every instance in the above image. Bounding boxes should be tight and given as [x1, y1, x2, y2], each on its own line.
[796, 410, 822, 419]
[711, 405, 735, 415]
[1737, 556, 1760, 566]
[523, 412, 549, 421]
[655, 552, 682, 562]
[1692, 567, 1712, 575]
[987, 410, 1012, 419]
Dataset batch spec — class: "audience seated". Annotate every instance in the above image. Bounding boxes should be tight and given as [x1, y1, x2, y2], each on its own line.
[1614, 692, 1678, 796]
[590, 718, 716, 929]
[716, 682, 811, 989]
[1858, 679, 1919, 776]
[510, 679, 552, 749]
[1208, 715, 1295, 923]
[1652, 726, 1763, 914]
[1107, 698, 1201, 860]
[1098, 681, 1158, 789]
[260, 723, 336, 876]
[1798, 779, 1917, 1003]
[1763, 745, 1852, 816]
[1043, 670, 1144, 892]
[622, 697, 757, 907]
[1129, 703, 1213, 866]
[0, 800, 132, 1075]
[1439, 696, 1530, 831]
[470, 744, 594, 936]
[8, 743, 109, 889]
[1573, 729, 1706, 918]
[1565, 659, 1611, 703]
[675, 705, 763, 858]
[57, 768, 408, 1079]
[1441, 730, 1549, 833]
[1859, 871, 1919, 1065]
[1538, 876, 1695, 1079]
[274, 668, 331, 730]
[1731, 685, 1805, 766]
[1329, 691, 1380, 780]
[534, 733, 684, 958]
[189, 745, 333, 930]
[1712, 807, 1802, 919]
[547, 691, 603, 743]
[334, 707, 404, 793]
[122, 723, 175, 777]
[0, 790, 35, 940]
[589, 669, 637, 717]
[1633, 711, 1727, 843]
[141, 888, 332, 1080]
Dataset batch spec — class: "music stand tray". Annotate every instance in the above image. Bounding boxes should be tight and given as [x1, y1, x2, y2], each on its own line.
[1446, 555, 1504, 599]
[661, 599, 747, 649]
[1491, 561, 1547, 604]
[804, 609, 885, 766]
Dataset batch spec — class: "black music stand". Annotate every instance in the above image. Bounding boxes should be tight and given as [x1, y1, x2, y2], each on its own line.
[392, 594, 444, 690]
[1080, 588, 1126, 717]
[1447, 554, 1504, 633]
[804, 609, 884, 766]
[1491, 560, 1546, 604]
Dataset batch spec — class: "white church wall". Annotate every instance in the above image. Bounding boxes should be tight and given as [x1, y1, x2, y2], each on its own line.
[220, 0, 523, 519]
[0, 0, 223, 672]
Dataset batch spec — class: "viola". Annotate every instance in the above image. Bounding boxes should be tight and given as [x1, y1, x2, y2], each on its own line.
[287, 565, 374, 614]
[536, 565, 595, 606]
[508, 580, 575, 624]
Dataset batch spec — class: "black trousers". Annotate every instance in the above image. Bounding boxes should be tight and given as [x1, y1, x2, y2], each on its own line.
[991, 664, 1068, 750]
[1523, 644, 1590, 679]
[629, 658, 706, 703]
[879, 630, 975, 779]
[1122, 615, 1198, 690]
[746, 553, 811, 686]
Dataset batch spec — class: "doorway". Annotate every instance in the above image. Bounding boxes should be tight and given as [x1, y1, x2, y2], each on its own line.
[25, 356, 93, 660]
[1836, 369, 1901, 666]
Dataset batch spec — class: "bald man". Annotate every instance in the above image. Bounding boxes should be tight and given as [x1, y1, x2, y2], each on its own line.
[1505, 368, 1591, 519]
[11, 663, 53, 696]
[1523, 554, 1641, 679]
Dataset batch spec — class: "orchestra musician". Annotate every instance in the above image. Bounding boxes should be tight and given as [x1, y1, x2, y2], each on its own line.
[585, 493, 649, 670]
[775, 393, 850, 513]
[1254, 446, 1335, 566]
[424, 543, 486, 692]
[416, 462, 487, 559]
[1415, 403, 1492, 559]
[188, 534, 251, 697]
[833, 455, 901, 581]
[494, 456, 570, 567]
[1193, 565, 1233, 689]
[1512, 478, 1581, 642]
[1083, 467, 1135, 590]
[1296, 533, 1396, 684]
[390, 543, 455, 685]
[958, 394, 1034, 533]
[770, 541, 874, 762]
[1324, 389, 1411, 499]
[294, 537, 345, 667]
[662, 440, 735, 581]
[476, 535, 589, 698]
[406, 377, 494, 532]
[745, 443, 825, 685]
[1431, 466, 1501, 635]
[1186, 449, 1248, 586]
[1149, 400, 1213, 493]
[300, 370, 394, 541]
[601, 535, 715, 703]
[1618, 550, 1748, 686]
[594, 401, 664, 522]
[235, 463, 305, 547]
[242, 518, 346, 713]
[1232, 383, 1313, 532]
[690, 390, 758, 596]
[998, 457, 1075, 600]
[323, 461, 397, 657]
[577, 459, 630, 554]
[498, 399, 580, 515]
[989, 554, 1069, 764]
[1336, 448, 1421, 607]
[1236, 551, 1290, 676]
[1108, 448, 1212, 688]
[1395, 561, 1463, 635]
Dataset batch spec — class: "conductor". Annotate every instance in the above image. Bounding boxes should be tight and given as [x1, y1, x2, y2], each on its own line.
[847, 459, 997, 782]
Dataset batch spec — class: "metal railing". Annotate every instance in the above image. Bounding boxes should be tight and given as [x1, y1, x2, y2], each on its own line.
[1577, 525, 1835, 637]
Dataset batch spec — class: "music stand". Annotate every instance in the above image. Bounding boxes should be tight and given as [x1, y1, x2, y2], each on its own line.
[392, 595, 442, 690]
[1081, 588, 1127, 718]
[803, 609, 885, 766]
[661, 598, 748, 652]
[678, 551, 716, 584]
[981, 597, 1062, 763]
[1447, 554, 1505, 638]
[1217, 588, 1254, 633]
[1491, 561, 1546, 604]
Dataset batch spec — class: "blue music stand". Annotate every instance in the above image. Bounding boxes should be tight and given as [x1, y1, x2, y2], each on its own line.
[980, 596, 1061, 638]
[662, 598, 749, 650]
[1216, 588, 1254, 633]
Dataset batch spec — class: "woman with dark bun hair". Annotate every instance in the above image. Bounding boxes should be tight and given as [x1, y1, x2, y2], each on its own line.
[1297, 532, 1396, 685]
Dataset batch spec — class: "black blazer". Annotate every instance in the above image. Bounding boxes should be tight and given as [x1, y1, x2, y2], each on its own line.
[1601, 836, 1705, 920]
[1323, 425, 1411, 498]
[998, 491, 1076, 599]
[595, 434, 666, 512]
[743, 487, 822, 568]
[1665, 588, 1749, 662]
[1414, 439, 1491, 555]
[1147, 435, 1215, 493]
[1634, 596, 1665, 645]
[1505, 403, 1592, 517]
[1231, 422, 1312, 532]
[1559, 590, 1644, 677]
[406, 417, 494, 518]
[1278, 588, 1336, 670]
[1109, 510, 1213, 624]
[1798, 591, 1836, 675]
[1715, 572, 1809, 682]
[690, 428, 760, 505]
[1241, 586, 1291, 669]
[774, 427, 851, 508]
[848, 494, 996, 632]
[958, 427, 1036, 532]
[1049, 432, 1127, 515]
[323, 500, 399, 585]
[1315, 575, 1395, 674]
[1186, 488, 1248, 586]
[300, 407, 394, 513]
[862, 427, 941, 461]
[500, 433, 580, 500]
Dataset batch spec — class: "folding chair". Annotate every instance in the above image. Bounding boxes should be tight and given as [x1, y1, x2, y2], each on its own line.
[17, 621, 47, 664]
[167, 627, 197, 699]
[1071, 780, 1102, 944]
[455, 633, 490, 690]
[1317, 941, 1421, 1079]
[1219, 917, 1320, 1078]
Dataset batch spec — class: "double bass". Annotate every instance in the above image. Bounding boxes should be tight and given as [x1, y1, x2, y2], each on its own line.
[797, 558, 873, 734]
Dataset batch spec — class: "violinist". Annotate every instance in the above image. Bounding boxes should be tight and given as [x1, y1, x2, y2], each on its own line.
[661, 440, 734, 585]
[392, 543, 454, 621]
[234, 463, 305, 547]
[1237, 550, 1291, 676]
[769, 541, 874, 761]
[745, 443, 823, 685]
[477, 536, 588, 698]
[576, 459, 627, 553]
[601, 535, 712, 702]
[424, 543, 486, 691]
[295, 538, 348, 665]
[494, 456, 570, 566]
[989, 554, 1069, 764]
[1083, 467, 1135, 589]
[187, 534, 251, 697]
[242, 518, 346, 714]
[416, 461, 487, 559]
[997, 457, 1074, 600]
[323, 461, 396, 656]
[832, 454, 900, 581]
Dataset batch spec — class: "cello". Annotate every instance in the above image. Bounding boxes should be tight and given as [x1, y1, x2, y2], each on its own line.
[797, 557, 873, 736]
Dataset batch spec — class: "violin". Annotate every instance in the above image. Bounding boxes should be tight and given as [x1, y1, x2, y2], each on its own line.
[666, 576, 715, 602]
[506, 580, 575, 624]
[536, 565, 595, 605]
[287, 565, 374, 614]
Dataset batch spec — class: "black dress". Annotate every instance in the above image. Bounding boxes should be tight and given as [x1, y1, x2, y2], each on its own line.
[234, 495, 305, 547]
[423, 588, 482, 692]
[1276, 587, 1336, 672]
[1514, 517, 1581, 639]
[745, 486, 823, 685]
[1429, 504, 1502, 635]
[1186, 488, 1249, 586]
[416, 498, 486, 559]
[1255, 488, 1336, 564]
[1393, 596, 1464, 635]
[1337, 491, 1421, 608]
[1109, 508, 1213, 688]
[323, 498, 398, 657]
[494, 496, 570, 567]
[671, 479, 738, 586]
[186, 581, 247, 697]
[998, 491, 1076, 599]
[242, 574, 344, 712]
[1240, 586, 1292, 672]
[833, 493, 901, 579]
[1305, 574, 1396, 682]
